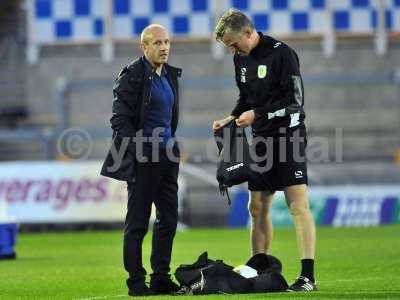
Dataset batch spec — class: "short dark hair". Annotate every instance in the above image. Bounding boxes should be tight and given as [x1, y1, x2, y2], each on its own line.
[214, 8, 255, 42]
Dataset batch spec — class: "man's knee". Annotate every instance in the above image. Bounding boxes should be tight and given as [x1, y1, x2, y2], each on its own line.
[248, 200, 262, 219]
[248, 191, 274, 219]
[285, 184, 311, 217]
[124, 210, 151, 236]
[155, 211, 178, 232]
[288, 200, 310, 217]
[124, 225, 148, 239]
[286, 194, 311, 217]
[164, 217, 178, 232]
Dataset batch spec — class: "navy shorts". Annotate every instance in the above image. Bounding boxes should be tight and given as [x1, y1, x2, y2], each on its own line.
[248, 125, 308, 192]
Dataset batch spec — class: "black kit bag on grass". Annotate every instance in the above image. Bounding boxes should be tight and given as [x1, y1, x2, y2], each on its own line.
[214, 120, 255, 205]
[174, 252, 288, 295]
[244, 253, 289, 293]
[174, 252, 251, 295]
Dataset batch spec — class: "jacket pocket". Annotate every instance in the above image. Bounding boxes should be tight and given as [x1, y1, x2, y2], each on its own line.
[100, 133, 136, 182]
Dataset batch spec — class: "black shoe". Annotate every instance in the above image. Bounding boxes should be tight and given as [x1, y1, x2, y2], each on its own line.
[150, 276, 180, 295]
[127, 280, 154, 296]
[287, 276, 317, 292]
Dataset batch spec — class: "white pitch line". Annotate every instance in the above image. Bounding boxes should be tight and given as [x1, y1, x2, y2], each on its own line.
[75, 294, 126, 300]
[327, 277, 392, 283]
[75, 277, 400, 299]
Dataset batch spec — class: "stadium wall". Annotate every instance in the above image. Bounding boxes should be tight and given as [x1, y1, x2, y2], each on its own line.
[0, 161, 399, 227]
[23, 37, 400, 161]
[2, 0, 400, 162]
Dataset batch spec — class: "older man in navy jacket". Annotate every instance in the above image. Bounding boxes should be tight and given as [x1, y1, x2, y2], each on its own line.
[101, 24, 181, 296]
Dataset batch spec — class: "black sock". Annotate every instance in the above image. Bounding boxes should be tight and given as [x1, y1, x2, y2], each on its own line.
[300, 259, 315, 282]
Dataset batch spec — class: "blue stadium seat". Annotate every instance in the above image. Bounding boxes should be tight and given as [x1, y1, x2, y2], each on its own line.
[29, 0, 400, 44]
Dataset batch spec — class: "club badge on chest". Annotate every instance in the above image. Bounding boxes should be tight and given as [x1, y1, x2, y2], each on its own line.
[258, 65, 267, 79]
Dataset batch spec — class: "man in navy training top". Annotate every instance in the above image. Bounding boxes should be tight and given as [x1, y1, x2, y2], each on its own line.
[212, 9, 317, 292]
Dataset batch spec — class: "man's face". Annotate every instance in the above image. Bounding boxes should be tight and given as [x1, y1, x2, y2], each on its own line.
[221, 29, 252, 55]
[142, 28, 170, 65]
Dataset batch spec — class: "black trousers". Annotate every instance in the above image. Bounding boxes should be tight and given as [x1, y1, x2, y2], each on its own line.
[123, 148, 179, 281]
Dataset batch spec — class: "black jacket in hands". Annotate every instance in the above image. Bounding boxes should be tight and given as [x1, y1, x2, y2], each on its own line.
[100, 56, 182, 181]
[231, 33, 305, 136]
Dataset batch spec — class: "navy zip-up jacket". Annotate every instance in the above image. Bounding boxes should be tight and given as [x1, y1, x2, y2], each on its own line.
[101, 56, 182, 181]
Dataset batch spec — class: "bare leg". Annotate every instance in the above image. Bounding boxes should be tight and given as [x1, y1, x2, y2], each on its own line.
[248, 190, 274, 255]
[284, 184, 315, 259]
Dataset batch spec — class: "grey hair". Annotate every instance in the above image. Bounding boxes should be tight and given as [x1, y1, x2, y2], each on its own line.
[214, 8, 255, 42]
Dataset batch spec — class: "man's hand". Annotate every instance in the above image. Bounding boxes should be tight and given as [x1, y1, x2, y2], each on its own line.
[236, 110, 255, 127]
[213, 116, 235, 131]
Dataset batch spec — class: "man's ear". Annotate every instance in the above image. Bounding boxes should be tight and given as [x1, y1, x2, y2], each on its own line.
[243, 27, 252, 38]
[140, 42, 147, 52]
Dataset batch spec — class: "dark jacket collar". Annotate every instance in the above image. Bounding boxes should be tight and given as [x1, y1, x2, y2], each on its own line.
[249, 32, 277, 59]
[142, 55, 156, 73]
[141, 56, 182, 78]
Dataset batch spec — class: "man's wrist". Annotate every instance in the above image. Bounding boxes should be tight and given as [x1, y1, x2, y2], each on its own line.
[224, 115, 235, 123]
[253, 109, 261, 120]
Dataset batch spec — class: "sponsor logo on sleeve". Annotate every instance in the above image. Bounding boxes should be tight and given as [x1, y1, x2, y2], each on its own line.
[240, 67, 247, 83]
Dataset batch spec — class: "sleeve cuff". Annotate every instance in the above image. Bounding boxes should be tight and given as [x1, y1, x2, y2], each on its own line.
[230, 109, 240, 118]
[254, 107, 265, 120]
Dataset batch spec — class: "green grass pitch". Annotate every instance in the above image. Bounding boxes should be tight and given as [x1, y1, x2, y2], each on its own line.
[1, 225, 400, 300]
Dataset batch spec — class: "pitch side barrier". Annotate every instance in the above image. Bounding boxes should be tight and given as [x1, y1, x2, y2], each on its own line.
[0, 161, 399, 228]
